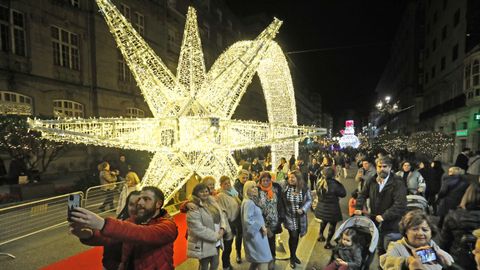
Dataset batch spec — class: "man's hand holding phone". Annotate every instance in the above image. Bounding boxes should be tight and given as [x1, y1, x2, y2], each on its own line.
[69, 222, 94, 239]
[69, 207, 106, 231]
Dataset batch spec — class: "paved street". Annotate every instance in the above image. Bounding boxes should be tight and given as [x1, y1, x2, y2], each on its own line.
[0, 167, 378, 270]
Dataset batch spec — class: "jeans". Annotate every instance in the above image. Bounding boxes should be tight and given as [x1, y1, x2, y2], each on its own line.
[222, 238, 233, 268]
[199, 253, 219, 270]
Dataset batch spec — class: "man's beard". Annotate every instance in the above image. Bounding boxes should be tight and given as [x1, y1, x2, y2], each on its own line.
[378, 171, 389, 179]
[135, 205, 157, 224]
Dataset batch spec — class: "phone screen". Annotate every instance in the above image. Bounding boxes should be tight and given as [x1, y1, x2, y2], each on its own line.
[415, 248, 437, 264]
[67, 194, 81, 221]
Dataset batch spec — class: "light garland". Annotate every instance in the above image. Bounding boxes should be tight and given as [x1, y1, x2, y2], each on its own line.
[407, 131, 454, 160]
[375, 133, 408, 154]
[28, 0, 325, 202]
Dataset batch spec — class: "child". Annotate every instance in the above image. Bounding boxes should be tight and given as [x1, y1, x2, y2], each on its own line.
[324, 228, 362, 270]
[348, 189, 367, 216]
[348, 190, 358, 216]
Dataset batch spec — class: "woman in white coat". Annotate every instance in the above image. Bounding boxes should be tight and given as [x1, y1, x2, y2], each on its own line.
[241, 180, 272, 270]
[187, 183, 228, 270]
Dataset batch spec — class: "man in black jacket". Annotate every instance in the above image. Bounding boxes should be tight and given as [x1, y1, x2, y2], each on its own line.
[354, 157, 407, 255]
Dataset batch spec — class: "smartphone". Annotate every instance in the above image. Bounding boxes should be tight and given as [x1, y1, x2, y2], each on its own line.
[415, 247, 437, 264]
[67, 194, 81, 221]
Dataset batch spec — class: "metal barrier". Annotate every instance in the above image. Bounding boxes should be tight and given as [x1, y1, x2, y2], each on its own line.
[0, 191, 84, 258]
[0, 182, 180, 260]
[84, 181, 125, 216]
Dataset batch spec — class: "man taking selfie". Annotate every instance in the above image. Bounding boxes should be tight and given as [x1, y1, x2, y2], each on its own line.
[70, 186, 178, 270]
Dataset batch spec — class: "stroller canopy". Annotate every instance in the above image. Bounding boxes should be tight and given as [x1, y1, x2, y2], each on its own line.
[332, 215, 379, 253]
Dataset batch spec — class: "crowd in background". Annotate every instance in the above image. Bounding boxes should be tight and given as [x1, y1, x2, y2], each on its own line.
[66, 147, 480, 270]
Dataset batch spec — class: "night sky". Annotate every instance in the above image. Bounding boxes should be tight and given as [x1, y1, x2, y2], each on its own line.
[226, 0, 406, 126]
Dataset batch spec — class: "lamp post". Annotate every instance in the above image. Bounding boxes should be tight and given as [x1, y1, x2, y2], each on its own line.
[375, 96, 400, 114]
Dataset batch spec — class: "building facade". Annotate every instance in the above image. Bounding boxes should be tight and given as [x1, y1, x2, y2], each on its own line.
[372, 0, 480, 163]
[0, 0, 322, 177]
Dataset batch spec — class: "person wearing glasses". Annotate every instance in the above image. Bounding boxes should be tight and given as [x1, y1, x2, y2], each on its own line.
[354, 157, 407, 255]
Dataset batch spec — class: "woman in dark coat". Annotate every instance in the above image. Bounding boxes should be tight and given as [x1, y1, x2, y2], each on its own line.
[314, 167, 346, 249]
[436, 167, 469, 228]
[428, 160, 444, 212]
[439, 183, 480, 270]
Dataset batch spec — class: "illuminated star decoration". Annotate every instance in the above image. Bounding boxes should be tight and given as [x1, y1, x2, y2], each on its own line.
[28, 0, 325, 202]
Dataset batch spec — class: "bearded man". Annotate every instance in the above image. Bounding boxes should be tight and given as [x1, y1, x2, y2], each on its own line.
[354, 157, 407, 255]
[70, 186, 178, 270]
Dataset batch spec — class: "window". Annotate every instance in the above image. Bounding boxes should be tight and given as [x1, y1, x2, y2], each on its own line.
[133, 12, 144, 36]
[120, 4, 131, 21]
[442, 25, 447, 40]
[0, 91, 31, 104]
[126, 107, 145, 118]
[453, 9, 460, 27]
[0, 6, 26, 56]
[462, 122, 468, 129]
[167, 27, 177, 51]
[441, 56, 445, 71]
[216, 9, 222, 23]
[167, 0, 176, 9]
[203, 22, 210, 39]
[451, 122, 456, 131]
[70, 0, 80, 8]
[216, 33, 222, 48]
[51, 26, 79, 70]
[432, 38, 436, 52]
[53, 100, 84, 117]
[118, 50, 132, 82]
[465, 64, 471, 89]
[473, 60, 479, 86]
[431, 66, 436, 79]
[452, 43, 458, 61]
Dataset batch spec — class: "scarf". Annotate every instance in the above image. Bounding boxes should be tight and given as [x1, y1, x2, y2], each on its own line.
[226, 187, 238, 197]
[258, 181, 274, 200]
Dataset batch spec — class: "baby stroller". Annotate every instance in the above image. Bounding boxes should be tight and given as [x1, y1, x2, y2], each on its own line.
[406, 195, 429, 213]
[329, 216, 379, 270]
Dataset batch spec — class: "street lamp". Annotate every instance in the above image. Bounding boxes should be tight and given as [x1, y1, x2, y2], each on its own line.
[376, 96, 399, 114]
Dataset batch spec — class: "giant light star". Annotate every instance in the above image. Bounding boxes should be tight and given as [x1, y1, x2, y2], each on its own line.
[29, 0, 325, 202]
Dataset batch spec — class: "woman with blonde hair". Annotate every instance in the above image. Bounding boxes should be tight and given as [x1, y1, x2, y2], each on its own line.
[116, 171, 140, 214]
[241, 180, 272, 270]
[314, 167, 346, 249]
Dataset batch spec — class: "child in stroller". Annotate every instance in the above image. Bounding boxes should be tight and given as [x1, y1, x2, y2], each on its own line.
[327, 216, 379, 270]
[324, 228, 362, 270]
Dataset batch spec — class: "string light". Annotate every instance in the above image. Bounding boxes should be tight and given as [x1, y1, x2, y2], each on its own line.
[407, 131, 454, 160]
[28, 0, 325, 202]
[374, 133, 408, 154]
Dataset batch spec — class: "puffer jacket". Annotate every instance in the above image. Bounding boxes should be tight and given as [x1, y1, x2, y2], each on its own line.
[314, 177, 346, 222]
[439, 208, 480, 269]
[82, 209, 178, 270]
[395, 170, 426, 195]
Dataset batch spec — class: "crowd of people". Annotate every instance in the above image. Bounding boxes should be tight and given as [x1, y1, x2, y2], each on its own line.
[67, 149, 480, 270]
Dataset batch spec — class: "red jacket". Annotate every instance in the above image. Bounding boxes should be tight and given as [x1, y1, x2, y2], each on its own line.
[83, 209, 178, 270]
